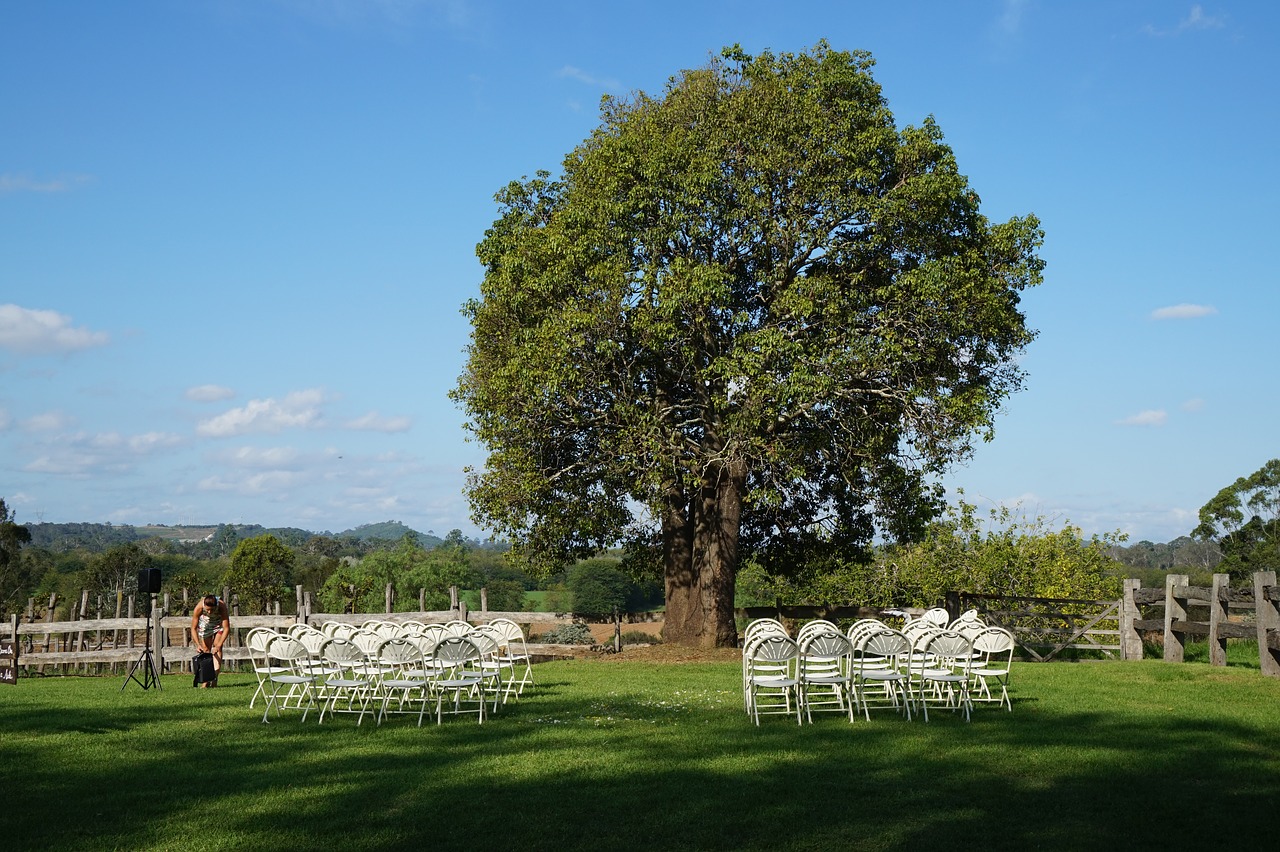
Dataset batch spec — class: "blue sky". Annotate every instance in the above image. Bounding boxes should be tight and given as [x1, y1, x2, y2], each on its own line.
[2, 1, 1275, 544]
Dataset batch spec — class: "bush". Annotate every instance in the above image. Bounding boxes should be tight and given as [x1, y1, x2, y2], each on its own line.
[537, 623, 595, 645]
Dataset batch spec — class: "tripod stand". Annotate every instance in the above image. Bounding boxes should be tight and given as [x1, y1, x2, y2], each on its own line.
[121, 594, 163, 691]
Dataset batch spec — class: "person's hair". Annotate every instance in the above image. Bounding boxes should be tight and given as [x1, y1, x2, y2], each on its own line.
[203, 594, 218, 605]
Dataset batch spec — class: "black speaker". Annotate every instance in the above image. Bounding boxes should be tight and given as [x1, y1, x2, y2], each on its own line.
[137, 567, 162, 595]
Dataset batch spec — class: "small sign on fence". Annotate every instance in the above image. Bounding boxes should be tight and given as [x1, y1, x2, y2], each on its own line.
[0, 636, 17, 685]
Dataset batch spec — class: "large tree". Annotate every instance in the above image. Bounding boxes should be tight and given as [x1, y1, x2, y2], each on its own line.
[0, 499, 33, 619]
[1193, 458, 1280, 583]
[454, 44, 1043, 647]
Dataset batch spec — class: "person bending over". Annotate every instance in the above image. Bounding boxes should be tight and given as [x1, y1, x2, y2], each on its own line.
[191, 593, 231, 686]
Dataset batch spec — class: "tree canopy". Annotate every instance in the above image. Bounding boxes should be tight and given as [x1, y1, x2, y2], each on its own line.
[1194, 458, 1280, 583]
[454, 43, 1044, 646]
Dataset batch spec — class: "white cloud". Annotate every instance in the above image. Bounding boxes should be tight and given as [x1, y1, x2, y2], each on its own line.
[344, 410, 412, 432]
[0, 173, 93, 194]
[20, 429, 182, 476]
[196, 389, 326, 437]
[1143, 4, 1226, 37]
[22, 411, 75, 433]
[1181, 398, 1205, 412]
[1178, 4, 1225, 31]
[0, 304, 110, 354]
[185, 384, 236, 402]
[1151, 303, 1217, 320]
[996, 0, 1028, 36]
[1117, 409, 1168, 427]
[557, 65, 622, 91]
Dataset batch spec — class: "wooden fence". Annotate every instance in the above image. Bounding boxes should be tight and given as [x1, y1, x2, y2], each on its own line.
[0, 585, 609, 678]
[1124, 570, 1280, 677]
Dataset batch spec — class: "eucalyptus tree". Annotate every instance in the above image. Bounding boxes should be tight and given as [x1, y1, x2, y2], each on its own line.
[454, 43, 1044, 646]
[1194, 458, 1280, 583]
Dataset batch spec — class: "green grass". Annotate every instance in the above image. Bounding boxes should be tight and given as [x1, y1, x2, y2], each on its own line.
[3, 658, 1279, 851]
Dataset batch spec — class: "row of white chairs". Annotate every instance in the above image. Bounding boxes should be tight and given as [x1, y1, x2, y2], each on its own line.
[246, 619, 534, 726]
[742, 615, 1014, 725]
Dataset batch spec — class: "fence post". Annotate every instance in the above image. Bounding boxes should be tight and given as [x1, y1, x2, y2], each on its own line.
[1120, 579, 1143, 660]
[1255, 570, 1280, 677]
[151, 595, 165, 674]
[944, 590, 961, 622]
[480, 587, 488, 613]
[1208, 573, 1229, 667]
[1163, 573, 1189, 663]
[385, 582, 394, 614]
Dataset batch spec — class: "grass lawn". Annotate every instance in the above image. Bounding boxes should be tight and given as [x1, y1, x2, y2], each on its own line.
[2, 655, 1278, 851]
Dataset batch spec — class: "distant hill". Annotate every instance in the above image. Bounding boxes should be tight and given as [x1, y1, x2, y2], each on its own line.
[23, 520, 452, 553]
[339, 521, 443, 548]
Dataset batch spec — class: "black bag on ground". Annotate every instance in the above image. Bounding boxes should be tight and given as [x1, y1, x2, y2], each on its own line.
[193, 652, 216, 687]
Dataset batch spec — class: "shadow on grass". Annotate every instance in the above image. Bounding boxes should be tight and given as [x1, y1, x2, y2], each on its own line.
[2, 663, 1278, 851]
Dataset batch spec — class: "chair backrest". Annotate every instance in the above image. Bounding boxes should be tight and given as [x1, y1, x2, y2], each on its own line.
[431, 636, 483, 666]
[320, 636, 367, 666]
[799, 631, 851, 661]
[488, 619, 526, 644]
[246, 627, 280, 656]
[349, 629, 384, 657]
[376, 637, 424, 667]
[920, 630, 973, 668]
[270, 636, 310, 664]
[297, 630, 328, 654]
[417, 624, 447, 645]
[746, 634, 799, 665]
[442, 620, 472, 637]
[920, 607, 951, 628]
[858, 627, 911, 660]
[744, 618, 788, 644]
[796, 619, 840, 642]
[847, 619, 885, 646]
[971, 626, 1015, 656]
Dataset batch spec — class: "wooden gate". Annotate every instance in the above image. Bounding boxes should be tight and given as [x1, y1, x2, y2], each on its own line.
[955, 592, 1124, 661]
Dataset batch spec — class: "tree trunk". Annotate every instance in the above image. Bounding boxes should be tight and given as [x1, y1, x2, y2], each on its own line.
[662, 461, 745, 648]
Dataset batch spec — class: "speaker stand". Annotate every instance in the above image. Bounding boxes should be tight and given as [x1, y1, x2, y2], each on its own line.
[121, 595, 163, 691]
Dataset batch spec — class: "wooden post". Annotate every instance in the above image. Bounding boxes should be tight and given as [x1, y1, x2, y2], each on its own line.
[296, 584, 304, 616]
[614, 607, 622, 653]
[1208, 573, 1229, 667]
[126, 595, 136, 650]
[385, 582, 394, 614]
[1120, 579, 1143, 661]
[449, 585, 459, 612]
[151, 595, 165, 674]
[458, 599, 468, 623]
[944, 590, 961, 623]
[1255, 570, 1280, 677]
[419, 588, 425, 611]
[75, 589, 89, 661]
[1163, 573, 1189, 663]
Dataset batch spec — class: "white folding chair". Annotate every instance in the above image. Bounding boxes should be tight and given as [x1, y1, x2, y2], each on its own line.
[912, 630, 974, 722]
[374, 637, 432, 727]
[429, 636, 488, 724]
[260, 636, 318, 723]
[744, 635, 801, 725]
[245, 628, 288, 710]
[798, 631, 854, 722]
[969, 626, 1015, 711]
[488, 618, 534, 698]
[852, 627, 913, 721]
[316, 637, 376, 725]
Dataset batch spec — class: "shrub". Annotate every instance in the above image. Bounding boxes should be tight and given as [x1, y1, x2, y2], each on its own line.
[537, 623, 595, 645]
